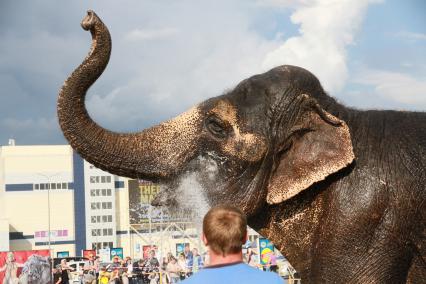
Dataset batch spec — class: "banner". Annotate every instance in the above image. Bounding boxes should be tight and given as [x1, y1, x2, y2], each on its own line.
[82, 249, 96, 259]
[56, 251, 69, 258]
[110, 248, 124, 260]
[142, 245, 157, 259]
[98, 248, 111, 263]
[0, 250, 50, 283]
[128, 180, 196, 224]
[128, 180, 167, 224]
[34, 229, 69, 243]
[175, 243, 188, 257]
[259, 238, 275, 265]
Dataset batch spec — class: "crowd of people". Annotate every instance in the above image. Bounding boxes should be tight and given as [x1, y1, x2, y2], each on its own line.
[51, 205, 283, 284]
[52, 245, 281, 283]
[52, 244, 206, 284]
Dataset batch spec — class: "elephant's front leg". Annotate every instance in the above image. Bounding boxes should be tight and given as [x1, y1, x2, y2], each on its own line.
[312, 187, 413, 283]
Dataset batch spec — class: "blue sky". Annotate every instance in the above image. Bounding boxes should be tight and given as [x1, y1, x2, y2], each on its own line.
[0, 0, 425, 145]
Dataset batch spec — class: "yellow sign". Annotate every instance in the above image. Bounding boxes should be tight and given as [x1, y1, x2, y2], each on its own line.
[139, 182, 160, 203]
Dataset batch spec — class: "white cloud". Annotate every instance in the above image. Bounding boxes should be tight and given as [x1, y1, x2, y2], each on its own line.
[262, 0, 383, 93]
[124, 28, 180, 41]
[353, 69, 426, 106]
[255, 0, 310, 8]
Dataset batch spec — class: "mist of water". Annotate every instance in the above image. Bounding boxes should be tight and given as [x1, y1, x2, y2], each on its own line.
[159, 154, 220, 226]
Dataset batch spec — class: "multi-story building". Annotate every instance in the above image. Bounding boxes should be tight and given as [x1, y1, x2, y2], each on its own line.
[0, 143, 208, 258]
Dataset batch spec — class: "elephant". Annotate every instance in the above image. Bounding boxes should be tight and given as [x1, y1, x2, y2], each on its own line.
[58, 11, 426, 283]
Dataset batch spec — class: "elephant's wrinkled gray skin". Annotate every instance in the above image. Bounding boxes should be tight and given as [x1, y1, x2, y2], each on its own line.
[58, 11, 426, 283]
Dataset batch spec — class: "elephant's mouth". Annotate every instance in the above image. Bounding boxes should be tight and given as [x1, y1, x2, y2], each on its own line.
[150, 154, 220, 221]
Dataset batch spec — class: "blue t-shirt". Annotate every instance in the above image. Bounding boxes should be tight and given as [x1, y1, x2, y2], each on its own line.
[181, 261, 283, 284]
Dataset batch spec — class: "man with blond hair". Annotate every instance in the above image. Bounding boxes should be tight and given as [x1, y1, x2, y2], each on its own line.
[182, 205, 283, 283]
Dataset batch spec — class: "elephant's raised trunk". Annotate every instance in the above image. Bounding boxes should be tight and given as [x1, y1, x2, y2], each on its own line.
[58, 11, 201, 180]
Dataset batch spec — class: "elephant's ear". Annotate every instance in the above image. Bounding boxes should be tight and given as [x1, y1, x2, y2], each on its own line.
[266, 95, 355, 204]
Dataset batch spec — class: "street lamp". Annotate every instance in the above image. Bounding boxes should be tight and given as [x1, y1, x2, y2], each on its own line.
[36, 172, 61, 257]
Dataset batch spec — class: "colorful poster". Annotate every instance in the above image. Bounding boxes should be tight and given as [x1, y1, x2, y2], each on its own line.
[56, 251, 69, 258]
[110, 248, 124, 260]
[259, 238, 275, 265]
[142, 245, 157, 259]
[98, 248, 111, 262]
[0, 250, 50, 283]
[128, 180, 162, 224]
[128, 180, 195, 224]
[82, 249, 96, 259]
[175, 243, 188, 257]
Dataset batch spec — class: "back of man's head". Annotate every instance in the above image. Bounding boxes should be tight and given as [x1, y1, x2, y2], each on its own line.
[203, 205, 247, 256]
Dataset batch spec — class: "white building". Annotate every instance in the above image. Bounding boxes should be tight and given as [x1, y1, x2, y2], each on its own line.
[0, 144, 205, 258]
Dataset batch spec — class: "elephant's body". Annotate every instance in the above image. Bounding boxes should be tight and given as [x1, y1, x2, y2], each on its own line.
[251, 109, 426, 283]
[58, 11, 426, 283]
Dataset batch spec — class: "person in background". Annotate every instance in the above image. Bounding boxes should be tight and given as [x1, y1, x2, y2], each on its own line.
[59, 259, 75, 284]
[268, 251, 278, 273]
[0, 252, 24, 284]
[166, 256, 182, 284]
[145, 250, 160, 283]
[190, 248, 203, 274]
[94, 256, 101, 282]
[121, 257, 133, 284]
[245, 248, 258, 268]
[110, 256, 121, 270]
[183, 245, 193, 277]
[177, 254, 187, 281]
[160, 256, 169, 283]
[98, 266, 111, 284]
[181, 205, 283, 284]
[53, 264, 62, 284]
[109, 268, 121, 284]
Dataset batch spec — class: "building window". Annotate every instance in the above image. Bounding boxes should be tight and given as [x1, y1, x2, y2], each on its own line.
[91, 216, 96, 223]
[92, 229, 101, 236]
[91, 202, 101, 210]
[101, 202, 112, 210]
[90, 189, 102, 196]
[90, 176, 99, 183]
[102, 242, 113, 248]
[90, 176, 112, 184]
[108, 215, 112, 222]
[35, 182, 70, 191]
[107, 189, 112, 196]
[102, 229, 113, 236]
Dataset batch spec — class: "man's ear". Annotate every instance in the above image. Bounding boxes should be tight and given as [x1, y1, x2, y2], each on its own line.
[266, 94, 355, 204]
[202, 233, 208, 246]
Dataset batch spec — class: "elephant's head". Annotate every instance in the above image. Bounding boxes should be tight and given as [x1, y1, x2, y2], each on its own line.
[58, 11, 355, 217]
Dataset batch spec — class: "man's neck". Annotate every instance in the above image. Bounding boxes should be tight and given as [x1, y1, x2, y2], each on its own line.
[208, 251, 243, 266]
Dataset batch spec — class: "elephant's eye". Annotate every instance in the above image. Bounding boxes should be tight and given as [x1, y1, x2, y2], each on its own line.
[206, 116, 228, 139]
